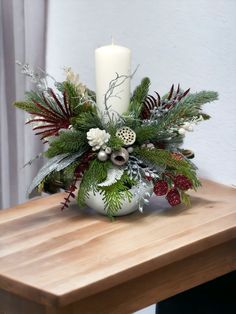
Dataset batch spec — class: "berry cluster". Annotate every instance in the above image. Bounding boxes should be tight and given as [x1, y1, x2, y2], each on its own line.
[153, 174, 193, 206]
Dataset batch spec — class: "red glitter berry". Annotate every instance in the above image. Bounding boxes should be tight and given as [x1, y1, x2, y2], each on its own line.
[174, 175, 193, 191]
[154, 180, 168, 196]
[166, 188, 181, 206]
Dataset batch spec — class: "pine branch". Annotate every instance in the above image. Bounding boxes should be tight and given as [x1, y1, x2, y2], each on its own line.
[134, 90, 218, 143]
[71, 110, 103, 132]
[25, 91, 58, 113]
[77, 159, 110, 206]
[157, 90, 218, 131]
[134, 124, 160, 144]
[45, 130, 88, 158]
[180, 190, 191, 206]
[13, 101, 42, 114]
[131, 77, 151, 103]
[57, 81, 81, 114]
[128, 77, 150, 117]
[107, 134, 124, 151]
[134, 147, 201, 188]
[99, 172, 135, 218]
[134, 124, 183, 145]
[183, 91, 218, 108]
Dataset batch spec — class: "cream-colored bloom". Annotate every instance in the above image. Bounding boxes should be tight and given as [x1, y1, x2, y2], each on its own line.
[87, 128, 110, 151]
[64, 67, 86, 95]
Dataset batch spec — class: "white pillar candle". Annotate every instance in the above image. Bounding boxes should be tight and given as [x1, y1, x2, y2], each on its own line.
[95, 43, 131, 116]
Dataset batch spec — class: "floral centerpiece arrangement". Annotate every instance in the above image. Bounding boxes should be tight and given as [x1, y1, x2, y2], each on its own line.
[14, 57, 217, 218]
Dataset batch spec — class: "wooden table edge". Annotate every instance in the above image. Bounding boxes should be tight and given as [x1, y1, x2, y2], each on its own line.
[57, 223, 236, 306]
[0, 220, 235, 308]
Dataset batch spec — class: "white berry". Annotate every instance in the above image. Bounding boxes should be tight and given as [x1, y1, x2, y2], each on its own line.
[178, 128, 186, 135]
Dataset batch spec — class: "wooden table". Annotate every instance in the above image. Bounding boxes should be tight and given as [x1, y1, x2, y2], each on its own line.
[0, 179, 235, 314]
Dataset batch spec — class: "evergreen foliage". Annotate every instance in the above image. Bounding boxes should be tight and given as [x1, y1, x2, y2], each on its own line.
[156, 91, 218, 131]
[128, 77, 150, 118]
[183, 91, 218, 109]
[180, 190, 191, 206]
[40, 167, 77, 194]
[57, 81, 81, 114]
[14, 90, 59, 115]
[72, 110, 103, 132]
[14, 101, 41, 114]
[134, 124, 161, 144]
[63, 160, 80, 181]
[25, 91, 46, 106]
[99, 172, 135, 218]
[25, 91, 61, 114]
[134, 90, 218, 144]
[134, 147, 201, 188]
[77, 159, 110, 206]
[45, 130, 88, 158]
[87, 88, 96, 102]
[107, 135, 124, 151]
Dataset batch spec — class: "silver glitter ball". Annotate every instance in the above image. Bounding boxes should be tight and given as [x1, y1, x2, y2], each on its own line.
[105, 146, 112, 154]
[97, 150, 108, 161]
[127, 146, 134, 153]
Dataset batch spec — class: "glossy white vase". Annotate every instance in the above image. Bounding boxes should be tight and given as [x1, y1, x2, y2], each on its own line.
[85, 183, 153, 216]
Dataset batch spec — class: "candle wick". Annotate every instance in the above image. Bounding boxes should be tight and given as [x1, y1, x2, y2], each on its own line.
[111, 36, 115, 45]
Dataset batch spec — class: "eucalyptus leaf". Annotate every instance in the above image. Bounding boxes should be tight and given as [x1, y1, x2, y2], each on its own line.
[56, 150, 85, 172]
[27, 153, 69, 194]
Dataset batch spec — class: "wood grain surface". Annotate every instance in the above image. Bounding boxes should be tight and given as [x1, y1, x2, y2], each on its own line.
[0, 179, 235, 311]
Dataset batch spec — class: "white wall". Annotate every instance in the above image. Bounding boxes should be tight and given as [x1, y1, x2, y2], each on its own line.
[47, 1, 236, 312]
[47, 0, 236, 187]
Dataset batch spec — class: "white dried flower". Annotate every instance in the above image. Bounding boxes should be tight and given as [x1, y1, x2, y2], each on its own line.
[183, 122, 191, 129]
[87, 128, 110, 151]
[182, 122, 194, 132]
[64, 67, 86, 95]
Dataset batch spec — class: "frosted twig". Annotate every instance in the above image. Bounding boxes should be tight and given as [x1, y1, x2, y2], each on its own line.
[22, 153, 43, 168]
[103, 65, 139, 122]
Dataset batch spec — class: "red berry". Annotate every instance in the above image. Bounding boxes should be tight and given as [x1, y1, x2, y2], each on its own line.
[174, 175, 192, 191]
[166, 188, 181, 206]
[154, 180, 168, 196]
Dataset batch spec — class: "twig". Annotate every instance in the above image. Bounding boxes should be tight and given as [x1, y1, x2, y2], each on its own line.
[22, 153, 43, 168]
[103, 65, 139, 122]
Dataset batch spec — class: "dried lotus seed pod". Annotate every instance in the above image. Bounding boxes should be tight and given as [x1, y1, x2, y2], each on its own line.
[116, 127, 136, 146]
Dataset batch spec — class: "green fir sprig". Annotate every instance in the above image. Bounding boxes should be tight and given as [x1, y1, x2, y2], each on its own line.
[155, 91, 218, 132]
[45, 130, 88, 158]
[77, 159, 110, 206]
[57, 81, 80, 113]
[134, 147, 201, 189]
[99, 172, 136, 218]
[72, 109, 103, 132]
[128, 77, 150, 120]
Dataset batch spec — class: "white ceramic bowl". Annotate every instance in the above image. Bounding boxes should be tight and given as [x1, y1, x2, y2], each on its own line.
[85, 184, 153, 216]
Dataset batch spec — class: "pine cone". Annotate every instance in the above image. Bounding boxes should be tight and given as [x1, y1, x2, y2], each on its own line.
[174, 175, 192, 191]
[166, 188, 181, 206]
[154, 180, 168, 196]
